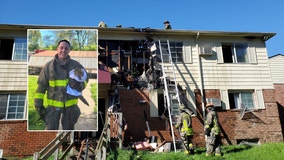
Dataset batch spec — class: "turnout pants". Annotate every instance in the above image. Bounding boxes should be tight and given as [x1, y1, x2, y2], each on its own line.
[206, 133, 221, 156]
[45, 105, 81, 130]
[181, 132, 194, 154]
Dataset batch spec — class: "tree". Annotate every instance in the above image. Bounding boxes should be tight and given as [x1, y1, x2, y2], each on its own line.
[28, 30, 41, 52]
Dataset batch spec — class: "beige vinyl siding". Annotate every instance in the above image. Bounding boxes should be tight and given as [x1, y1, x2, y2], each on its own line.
[164, 40, 273, 90]
[269, 55, 284, 84]
[0, 61, 27, 90]
[197, 38, 273, 89]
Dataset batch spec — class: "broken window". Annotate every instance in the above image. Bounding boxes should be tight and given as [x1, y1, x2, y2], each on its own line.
[0, 38, 27, 61]
[0, 93, 26, 120]
[222, 43, 249, 63]
[228, 91, 254, 109]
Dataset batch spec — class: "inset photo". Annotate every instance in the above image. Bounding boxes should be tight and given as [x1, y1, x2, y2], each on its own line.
[27, 29, 98, 131]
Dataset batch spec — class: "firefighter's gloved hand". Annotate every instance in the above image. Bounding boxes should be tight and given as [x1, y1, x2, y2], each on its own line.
[35, 105, 46, 123]
[205, 128, 210, 136]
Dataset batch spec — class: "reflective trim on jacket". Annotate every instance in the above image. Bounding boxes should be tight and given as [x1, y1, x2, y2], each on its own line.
[205, 110, 220, 135]
[34, 54, 88, 108]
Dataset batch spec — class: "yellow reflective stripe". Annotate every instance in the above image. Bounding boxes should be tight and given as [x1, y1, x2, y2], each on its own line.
[181, 115, 194, 135]
[65, 99, 78, 107]
[35, 93, 45, 99]
[49, 79, 67, 87]
[47, 98, 78, 108]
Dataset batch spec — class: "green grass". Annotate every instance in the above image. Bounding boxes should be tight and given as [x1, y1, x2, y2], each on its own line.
[28, 75, 45, 130]
[90, 81, 98, 113]
[28, 75, 98, 130]
[106, 142, 284, 160]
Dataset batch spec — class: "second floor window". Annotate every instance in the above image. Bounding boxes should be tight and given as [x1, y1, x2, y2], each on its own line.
[13, 38, 27, 61]
[0, 38, 27, 61]
[170, 42, 183, 63]
[159, 41, 183, 63]
[222, 43, 249, 63]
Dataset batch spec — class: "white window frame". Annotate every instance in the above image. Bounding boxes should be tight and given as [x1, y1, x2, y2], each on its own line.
[221, 89, 265, 110]
[0, 93, 26, 120]
[218, 42, 257, 64]
[160, 41, 183, 63]
[12, 38, 27, 61]
[230, 91, 254, 109]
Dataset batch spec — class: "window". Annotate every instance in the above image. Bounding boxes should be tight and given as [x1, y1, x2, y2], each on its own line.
[0, 38, 27, 61]
[0, 93, 26, 120]
[13, 38, 27, 61]
[170, 42, 183, 63]
[228, 91, 254, 109]
[159, 41, 183, 63]
[222, 43, 249, 63]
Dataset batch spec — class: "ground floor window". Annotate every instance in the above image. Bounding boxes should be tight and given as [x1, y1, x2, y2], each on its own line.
[0, 93, 26, 120]
[228, 91, 254, 109]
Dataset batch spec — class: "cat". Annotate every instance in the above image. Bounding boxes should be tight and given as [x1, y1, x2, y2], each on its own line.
[67, 67, 89, 106]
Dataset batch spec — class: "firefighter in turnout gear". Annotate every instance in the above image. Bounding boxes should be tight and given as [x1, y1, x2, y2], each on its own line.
[204, 103, 222, 156]
[34, 39, 88, 130]
[175, 104, 194, 155]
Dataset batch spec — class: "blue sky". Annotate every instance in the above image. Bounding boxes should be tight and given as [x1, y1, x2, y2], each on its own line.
[1, 0, 283, 57]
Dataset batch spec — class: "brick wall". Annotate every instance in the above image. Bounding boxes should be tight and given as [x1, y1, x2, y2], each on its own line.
[117, 88, 283, 148]
[119, 89, 174, 143]
[0, 120, 56, 158]
[196, 89, 283, 145]
[274, 84, 284, 138]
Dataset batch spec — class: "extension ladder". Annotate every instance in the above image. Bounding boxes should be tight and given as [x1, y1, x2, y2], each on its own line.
[158, 39, 181, 152]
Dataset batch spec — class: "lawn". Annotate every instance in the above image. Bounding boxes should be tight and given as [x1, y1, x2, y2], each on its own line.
[106, 142, 284, 160]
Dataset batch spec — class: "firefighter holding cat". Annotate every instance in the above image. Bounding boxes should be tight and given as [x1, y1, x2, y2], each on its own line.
[34, 39, 88, 130]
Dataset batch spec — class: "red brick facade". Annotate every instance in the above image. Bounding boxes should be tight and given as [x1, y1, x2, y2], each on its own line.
[117, 88, 283, 148]
[0, 120, 56, 158]
[274, 84, 284, 139]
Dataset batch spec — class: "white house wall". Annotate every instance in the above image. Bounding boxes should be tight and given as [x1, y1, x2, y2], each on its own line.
[0, 61, 27, 90]
[162, 36, 274, 91]
[269, 55, 284, 84]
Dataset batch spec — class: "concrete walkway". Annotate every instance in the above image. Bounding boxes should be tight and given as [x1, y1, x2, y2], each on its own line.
[74, 79, 97, 131]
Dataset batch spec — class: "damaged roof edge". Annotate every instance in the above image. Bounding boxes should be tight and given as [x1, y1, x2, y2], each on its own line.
[0, 23, 276, 41]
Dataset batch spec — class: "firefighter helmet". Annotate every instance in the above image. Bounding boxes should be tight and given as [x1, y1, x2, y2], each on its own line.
[179, 104, 186, 110]
[164, 20, 170, 24]
[206, 102, 214, 108]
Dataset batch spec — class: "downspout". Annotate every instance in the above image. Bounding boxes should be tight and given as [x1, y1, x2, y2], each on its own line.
[195, 32, 206, 121]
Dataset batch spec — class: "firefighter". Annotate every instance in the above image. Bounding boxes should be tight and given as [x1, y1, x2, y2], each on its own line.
[204, 103, 222, 156]
[34, 39, 88, 130]
[175, 104, 194, 155]
[163, 20, 172, 30]
[98, 21, 107, 27]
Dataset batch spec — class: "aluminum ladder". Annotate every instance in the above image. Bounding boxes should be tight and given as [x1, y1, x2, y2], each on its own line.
[158, 39, 181, 152]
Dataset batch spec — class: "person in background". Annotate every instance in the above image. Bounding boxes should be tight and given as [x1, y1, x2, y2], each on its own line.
[175, 104, 194, 155]
[204, 103, 222, 156]
[164, 20, 172, 29]
[98, 21, 108, 27]
[34, 39, 88, 130]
